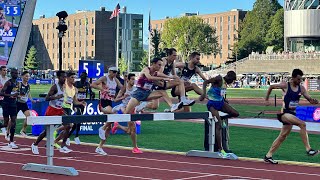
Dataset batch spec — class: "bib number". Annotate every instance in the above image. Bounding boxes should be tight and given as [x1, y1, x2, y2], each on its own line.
[66, 96, 73, 104]
[77, 93, 86, 100]
[56, 99, 63, 108]
[143, 83, 153, 90]
[109, 89, 116, 96]
[20, 96, 28, 102]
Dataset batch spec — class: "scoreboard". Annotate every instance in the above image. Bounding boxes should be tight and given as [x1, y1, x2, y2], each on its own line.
[78, 60, 104, 78]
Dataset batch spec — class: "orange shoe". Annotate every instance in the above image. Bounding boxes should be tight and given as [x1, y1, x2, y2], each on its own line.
[132, 147, 143, 154]
[111, 122, 118, 134]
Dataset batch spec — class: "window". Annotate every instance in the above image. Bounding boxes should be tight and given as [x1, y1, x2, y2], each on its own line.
[52, 23, 54, 29]
[53, 33, 54, 39]
[91, 40, 94, 46]
[74, 20, 76, 26]
[92, 17, 94, 24]
[91, 51, 94, 57]
[79, 19, 81, 25]
[86, 40, 88, 46]
[53, 53, 55, 59]
[75, 42, 77, 47]
[63, 53, 65, 58]
[132, 40, 143, 49]
[79, 52, 82, 58]
[68, 42, 70, 47]
[133, 29, 143, 39]
[234, 15, 236, 23]
[53, 43, 54, 49]
[91, 28, 94, 35]
[80, 41, 81, 47]
[47, 23, 49, 29]
[74, 30, 76, 37]
[74, 52, 76, 58]
[63, 42, 65, 48]
[132, 19, 143, 28]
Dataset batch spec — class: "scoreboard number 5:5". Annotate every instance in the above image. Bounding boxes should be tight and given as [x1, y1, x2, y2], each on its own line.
[83, 63, 89, 74]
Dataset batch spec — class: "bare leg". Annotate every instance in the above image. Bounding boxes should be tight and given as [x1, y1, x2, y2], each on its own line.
[21, 110, 31, 133]
[266, 124, 293, 157]
[220, 102, 240, 118]
[146, 99, 159, 110]
[209, 107, 223, 151]
[98, 123, 112, 148]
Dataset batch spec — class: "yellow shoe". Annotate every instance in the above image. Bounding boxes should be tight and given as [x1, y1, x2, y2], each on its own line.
[53, 130, 58, 139]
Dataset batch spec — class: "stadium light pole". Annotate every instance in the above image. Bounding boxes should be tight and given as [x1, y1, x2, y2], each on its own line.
[56, 11, 68, 71]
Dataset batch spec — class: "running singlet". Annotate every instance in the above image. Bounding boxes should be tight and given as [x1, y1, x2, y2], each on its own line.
[136, 68, 156, 90]
[101, 76, 117, 100]
[2, 79, 19, 105]
[0, 76, 8, 100]
[49, 83, 64, 109]
[75, 81, 90, 101]
[163, 59, 173, 76]
[207, 78, 226, 102]
[122, 86, 136, 106]
[18, 82, 30, 103]
[180, 63, 196, 81]
[62, 83, 76, 109]
[283, 82, 301, 113]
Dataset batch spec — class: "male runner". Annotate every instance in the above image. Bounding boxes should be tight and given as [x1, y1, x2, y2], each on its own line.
[199, 71, 239, 155]
[66, 71, 94, 145]
[0, 66, 8, 136]
[264, 69, 319, 164]
[31, 71, 66, 154]
[0, 68, 19, 148]
[18, 71, 37, 137]
[91, 67, 123, 155]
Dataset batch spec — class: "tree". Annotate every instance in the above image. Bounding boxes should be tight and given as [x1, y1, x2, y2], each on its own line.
[139, 50, 148, 71]
[151, 29, 161, 58]
[118, 56, 128, 74]
[236, 0, 282, 59]
[161, 16, 219, 61]
[265, 8, 284, 52]
[24, 46, 38, 70]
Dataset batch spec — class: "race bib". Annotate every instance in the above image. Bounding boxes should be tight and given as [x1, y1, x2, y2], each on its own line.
[66, 96, 73, 104]
[56, 99, 63, 108]
[289, 101, 299, 108]
[77, 93, 86, 100]
[20, 96, 28, 102]
[143, 83, 153, 90]
[109, 88, 116, 96]
[181, 76, 189, 81]
[220, 88, 226, 97]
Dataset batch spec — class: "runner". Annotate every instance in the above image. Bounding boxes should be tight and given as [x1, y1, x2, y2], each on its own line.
[0, 68, 19, 148]
[0, 66, 8, 137]
[91, 67, 123, 155]
[199, 71, 239, 155]
[18, 71, 37, 137]
[31, 71, 66, 154]
[66, 71, 94, 145]
[264, 69, 319, 164]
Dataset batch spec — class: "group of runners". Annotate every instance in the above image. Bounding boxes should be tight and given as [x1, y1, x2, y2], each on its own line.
[0, 48, 319, 164]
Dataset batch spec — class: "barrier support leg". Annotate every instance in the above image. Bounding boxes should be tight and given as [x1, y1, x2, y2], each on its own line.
[22, 125, 79, 176]
[186, 118, 238, 160]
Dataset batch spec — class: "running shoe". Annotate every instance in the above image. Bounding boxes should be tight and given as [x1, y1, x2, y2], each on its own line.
[53, 130, 58, 139]
[219, 150, 228, 158]
[307, 149, 319, 156]
[1, 127, 7, 135]
[31, 143, 39, 155]
[8, 142, 18, 149]
[111, 122, 119, 134]
[170, 102, 183, 112]
[135, 101, 148, 113]
[5, 133, 9, 141]
[163, 109, 171, 112]
[74, 137, 81, 145]
[66, 138, 71, 146]
[20, 130, 27, 138]
[95, 147, 107, 156]
[59, 146, 72, 153]
[181, 98, 195, 106]
[132, 147, 143, 154]
[264, 156, 278, 164]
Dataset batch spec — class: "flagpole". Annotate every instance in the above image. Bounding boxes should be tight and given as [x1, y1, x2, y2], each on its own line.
[148, 10, 151, 67]
[116, 12, 120, 68]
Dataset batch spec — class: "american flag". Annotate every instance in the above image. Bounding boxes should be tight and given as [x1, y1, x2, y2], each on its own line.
[110, 3, 121, 19]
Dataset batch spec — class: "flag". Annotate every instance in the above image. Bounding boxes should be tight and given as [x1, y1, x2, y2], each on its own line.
[110, 3, 121, 19]
[148, 10, 152, 32]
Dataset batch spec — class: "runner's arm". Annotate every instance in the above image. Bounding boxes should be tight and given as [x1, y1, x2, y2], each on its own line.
[175, 62, 185, 69]
[73, 89, 86, 106]
[301, 85, 319, 104]
[265, 82, 287, 101]
[171, 62, 177, 76]
[142, 67, 170, 81]
[90, 76, 106, 91]
[195, 67, 207, 81]
[115, 78, 124, 90]
[0, 81, 15, 97]
[114, 88, 126, 102]
[45, 84, 59, 101]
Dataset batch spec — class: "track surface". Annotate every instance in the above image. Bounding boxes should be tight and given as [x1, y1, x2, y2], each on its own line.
[0, 137, 319, 180]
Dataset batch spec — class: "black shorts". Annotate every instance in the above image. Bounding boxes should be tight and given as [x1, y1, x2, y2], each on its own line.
[73, 104, 85, 115]
[2, 105, 17, 118]
[100, 99, 112, 108]
[17, 102, 29, 113]
[277, 110, 295, 125]
[153, 81, 167, 90]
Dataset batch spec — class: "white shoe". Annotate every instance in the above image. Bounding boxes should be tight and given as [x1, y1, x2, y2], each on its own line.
[1, 127, 6, 135]
[164, 109, 171, 112]
[135, 101, 148, 113]
[99, 126, 106, 140]
[170, 102, 183, 112]
[181, 98, 195, 106]
[8, 142, 18, 149]
[59, 146, 72, 153]
[74, 137, 81, 145]
[31, 143, 39, 155]
[66, 138, 70, 146]
[95, 147, 107, 156]
[20, 131, 27, 138]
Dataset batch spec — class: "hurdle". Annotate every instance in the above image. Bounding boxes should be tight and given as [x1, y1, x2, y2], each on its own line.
[23, 112, 238, 176]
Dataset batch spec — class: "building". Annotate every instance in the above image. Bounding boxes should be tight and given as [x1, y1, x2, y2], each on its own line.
[29, 7, 144, 71]
[150, 9, 246, 67]
[284, 0, 320, 52]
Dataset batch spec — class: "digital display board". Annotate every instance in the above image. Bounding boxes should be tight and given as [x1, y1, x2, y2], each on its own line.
[78, 60, 104, 78]
[0, 0, 27, 65]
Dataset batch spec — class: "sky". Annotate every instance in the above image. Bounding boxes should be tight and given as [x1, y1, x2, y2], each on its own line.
[33, 0, 284, 44]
